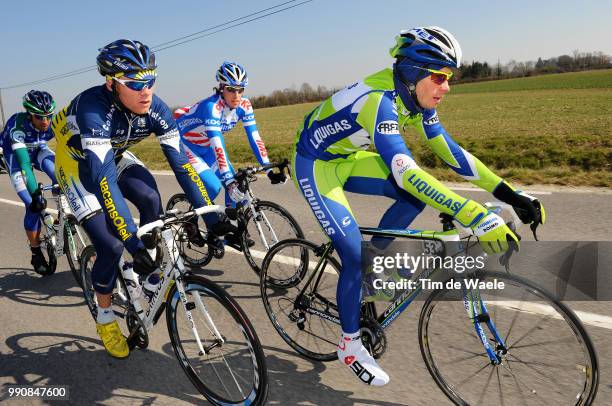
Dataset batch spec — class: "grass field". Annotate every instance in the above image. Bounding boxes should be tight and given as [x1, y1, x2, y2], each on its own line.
[132, 69, 612, 187]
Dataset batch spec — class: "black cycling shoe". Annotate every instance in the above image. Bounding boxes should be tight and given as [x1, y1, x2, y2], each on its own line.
[223, 232, 244, 251]
[184, 220, 206, 248]
[31, 247, 50, 276]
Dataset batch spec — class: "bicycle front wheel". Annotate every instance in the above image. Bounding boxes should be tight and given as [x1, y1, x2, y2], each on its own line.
[36, 222, 57, 276]
[260, 238, 342, 361]
[64, 215, 90, 287]
[418, 270, 598, 406]
[166, 274, 268, 405]
[242, 200, 304, 275]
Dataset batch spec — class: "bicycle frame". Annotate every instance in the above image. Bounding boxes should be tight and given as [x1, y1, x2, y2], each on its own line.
[121, 206, 229, 353]
[235, 162, 288, 250]
[296, 210, 518, 366]
[39, 184, 80, 257]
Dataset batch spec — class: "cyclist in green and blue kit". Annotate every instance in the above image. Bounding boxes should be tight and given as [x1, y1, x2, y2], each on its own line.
[292, 26, 546, 386]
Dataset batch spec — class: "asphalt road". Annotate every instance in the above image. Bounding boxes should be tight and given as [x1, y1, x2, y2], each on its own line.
[0, 170, 610, 405]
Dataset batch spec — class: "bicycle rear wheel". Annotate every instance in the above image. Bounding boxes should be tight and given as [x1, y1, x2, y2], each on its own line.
[166, 274, 268, 405]
[260, 238, 342, 361]
[242, 200, 304, 275]
[165, 193, 213, 267]
[418, 270, 598, 406]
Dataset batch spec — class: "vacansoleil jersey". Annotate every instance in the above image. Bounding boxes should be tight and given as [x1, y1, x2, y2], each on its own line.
[52, 85, 211, 251]
[295, 68, 504, 225]
[174, 94, 269, 185]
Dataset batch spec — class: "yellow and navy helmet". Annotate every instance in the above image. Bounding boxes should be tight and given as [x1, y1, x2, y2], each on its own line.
[97, 39, 157, 79]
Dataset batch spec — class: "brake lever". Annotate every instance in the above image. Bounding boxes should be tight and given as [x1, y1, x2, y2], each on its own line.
[499, 221, 521, 272]
[530, 221, 540, 241]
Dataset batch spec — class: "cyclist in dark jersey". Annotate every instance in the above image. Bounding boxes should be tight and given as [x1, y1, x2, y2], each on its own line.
[53, 39, 233, 358]
[1, 90, 57, 274]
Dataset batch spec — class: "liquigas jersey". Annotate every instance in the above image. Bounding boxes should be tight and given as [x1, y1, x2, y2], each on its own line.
[295, 68, 503, 224]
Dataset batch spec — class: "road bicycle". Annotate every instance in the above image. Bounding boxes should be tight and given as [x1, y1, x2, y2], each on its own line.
[33, 183, 89, 280]
[166, 160, 304, 274]
[259, 202, 598, 405]
[79, 204, 268, 405]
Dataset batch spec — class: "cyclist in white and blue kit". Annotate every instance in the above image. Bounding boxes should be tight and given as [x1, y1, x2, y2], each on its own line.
[1, 91, 57, 274]
[174, 62, 287, 247]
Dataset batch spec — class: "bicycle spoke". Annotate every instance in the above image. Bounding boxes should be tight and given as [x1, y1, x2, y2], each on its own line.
[506, 314, 554, 350]
[501, 291, 528, 344]
[476, 365, 496, 406]
[509, 334, 575, 350]
[503, 361, 550, 406]
[496, 367, 506, 406]
[454, 362, 491, 389]
[507, 352, 563, 387]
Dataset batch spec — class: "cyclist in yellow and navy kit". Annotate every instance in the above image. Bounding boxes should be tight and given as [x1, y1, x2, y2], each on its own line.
[53, 39, 234, 359]
[293, 27, 546, 386]
[0, 91, 57, 275]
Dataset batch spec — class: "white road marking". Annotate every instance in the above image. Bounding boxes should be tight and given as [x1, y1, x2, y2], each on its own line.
[2, 194, 610, 330]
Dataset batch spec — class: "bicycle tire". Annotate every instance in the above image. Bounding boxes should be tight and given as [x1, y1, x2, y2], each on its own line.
[418, 270, 599, 406]
[166, 274, 268, 405]
[36, 221, 57, 276]
[241, 200, 305, 276]
[165, 193, 213, 267]
[260, 238, 342, 361]
[64, 215, 89, 288]
[79, 245, 98, 320]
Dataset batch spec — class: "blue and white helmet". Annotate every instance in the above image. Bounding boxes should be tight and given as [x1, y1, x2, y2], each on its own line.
[97, 39, 157, 79]
[390, 26, 462, 69]
[216, 61, 248, 87]
[390, 26, 462, 114]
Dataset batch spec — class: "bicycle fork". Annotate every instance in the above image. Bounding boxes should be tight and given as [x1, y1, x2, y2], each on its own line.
[462, 287, 508, 365]
[161, 226, 225, 356]
[246, 198, 278, 250]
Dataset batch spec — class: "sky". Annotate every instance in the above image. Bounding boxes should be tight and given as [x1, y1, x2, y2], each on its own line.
[1, 0, 611, 119]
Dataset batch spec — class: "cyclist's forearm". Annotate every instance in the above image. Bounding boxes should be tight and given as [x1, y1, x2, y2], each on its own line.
[245, 124, 270, 165]
[418, 115, 502, 193]
[13, 147, 38, 194]
[163, 142, 213, 207]
[392, 155, 487, 227]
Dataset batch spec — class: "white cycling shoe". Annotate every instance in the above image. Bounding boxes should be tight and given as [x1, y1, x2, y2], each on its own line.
[337, 333, 389, 386]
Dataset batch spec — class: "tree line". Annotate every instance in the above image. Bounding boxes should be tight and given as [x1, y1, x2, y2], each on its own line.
[250, 50, 611, 108]
[456, 50, 611, 82]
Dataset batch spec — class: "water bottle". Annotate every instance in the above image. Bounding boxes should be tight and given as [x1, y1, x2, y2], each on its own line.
[121, 261, 143, 301]
[43, 213, 55, 231]
[143, 271, 162, 302]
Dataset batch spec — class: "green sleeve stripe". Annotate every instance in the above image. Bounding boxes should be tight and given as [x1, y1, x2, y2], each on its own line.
[14, 147, 37, 194]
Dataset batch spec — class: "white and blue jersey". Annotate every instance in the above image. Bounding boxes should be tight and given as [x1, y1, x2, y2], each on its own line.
[1, 112, 57, 231]
[174, 94, 269, 187]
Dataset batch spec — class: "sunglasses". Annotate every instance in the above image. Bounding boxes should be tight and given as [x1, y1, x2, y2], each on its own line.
[224, 86, 244, 94]
[32, 114, 52, 121]
[408, 65, 454, 85]
[112, 76, 156, 91]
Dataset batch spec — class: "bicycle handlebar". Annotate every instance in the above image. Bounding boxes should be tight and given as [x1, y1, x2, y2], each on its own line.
[234, 159, 289, 182]
[136, 204, 226, 238]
